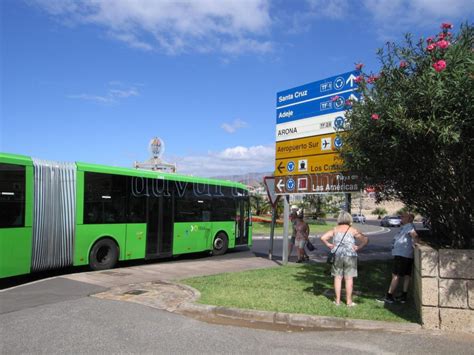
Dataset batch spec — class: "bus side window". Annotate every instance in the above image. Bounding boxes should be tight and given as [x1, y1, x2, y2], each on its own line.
[0, 164, 26, 228]
[84, 172, 127, 224]
[211, 186, 235, 221]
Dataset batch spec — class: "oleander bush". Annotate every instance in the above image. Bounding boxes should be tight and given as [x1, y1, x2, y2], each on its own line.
[341, 23, 473, 248]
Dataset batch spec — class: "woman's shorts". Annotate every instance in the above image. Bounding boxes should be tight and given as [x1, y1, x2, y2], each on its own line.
[295, 240, 306, 249]
[331, 256, 358, 277]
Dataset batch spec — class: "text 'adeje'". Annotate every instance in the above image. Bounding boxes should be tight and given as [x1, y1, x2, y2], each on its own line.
[278, 110, 293, 119]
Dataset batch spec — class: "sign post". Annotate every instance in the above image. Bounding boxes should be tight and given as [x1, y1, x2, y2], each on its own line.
[282, 196, 289, 265]
[263, 177, 281, 259]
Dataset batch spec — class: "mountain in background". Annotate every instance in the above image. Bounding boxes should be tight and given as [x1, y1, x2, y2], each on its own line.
[212, 172, 272, 187]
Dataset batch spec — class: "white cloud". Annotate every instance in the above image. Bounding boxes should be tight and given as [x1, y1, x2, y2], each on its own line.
[31, 0, 273, 55]
[306, 0, 349, 19]
[362, 0, 474, 38]
[68, 83, 139, 104]
[281, 0, 473, 39]
[221, 119, 248, 133]
[172, 145, 274, 176]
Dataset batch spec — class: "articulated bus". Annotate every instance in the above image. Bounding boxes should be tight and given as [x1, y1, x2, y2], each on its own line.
[0, 153, 252, 279]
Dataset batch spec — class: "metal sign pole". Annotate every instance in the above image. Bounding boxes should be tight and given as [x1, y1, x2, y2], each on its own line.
[269, 206, 277, 259]
[345, 193, 352, 213]
[282, 195, 289, 265]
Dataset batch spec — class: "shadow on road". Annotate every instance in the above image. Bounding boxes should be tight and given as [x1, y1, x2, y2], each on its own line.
[1, 247, 255, 290]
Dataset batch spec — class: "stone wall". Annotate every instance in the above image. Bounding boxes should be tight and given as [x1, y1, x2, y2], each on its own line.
[413, 244, 474, 332]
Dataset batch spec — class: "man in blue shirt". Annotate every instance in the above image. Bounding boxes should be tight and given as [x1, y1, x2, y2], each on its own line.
[378, 213, 419, 304]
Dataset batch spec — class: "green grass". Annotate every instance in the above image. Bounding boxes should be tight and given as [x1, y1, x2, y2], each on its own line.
[252, 221, 336, 235]
[182, 260, 420, 323]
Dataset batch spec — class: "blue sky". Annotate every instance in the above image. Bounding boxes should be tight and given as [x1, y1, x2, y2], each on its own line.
[1, 0, 473, 177]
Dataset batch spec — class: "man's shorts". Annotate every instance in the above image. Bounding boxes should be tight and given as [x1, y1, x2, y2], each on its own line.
[331, 256, 358, 277]
[392, 255, 413, 276]
[290, 236, 296, 244]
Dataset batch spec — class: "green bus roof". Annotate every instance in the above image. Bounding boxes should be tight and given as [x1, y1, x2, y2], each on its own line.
[0, 152, 247, 190]
[0, 152, 33, 166]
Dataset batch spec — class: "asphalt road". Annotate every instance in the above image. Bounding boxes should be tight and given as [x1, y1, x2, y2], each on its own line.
[2, 295, 473, 354]
[252, 220, 411, 261]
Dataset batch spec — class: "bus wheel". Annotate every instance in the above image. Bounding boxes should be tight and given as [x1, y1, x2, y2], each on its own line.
[212, 232, 228, 256]
[89, 238, 119, 271]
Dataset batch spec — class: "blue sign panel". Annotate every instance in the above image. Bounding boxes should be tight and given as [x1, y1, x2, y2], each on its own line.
[276, 91, 360, 124]
[276, 70, 360, 108]
[287, 161, 295, 172]
[286, 178, 295, 191]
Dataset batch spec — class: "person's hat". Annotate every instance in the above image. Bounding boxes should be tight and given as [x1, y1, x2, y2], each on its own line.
[291, 205, 298, 211]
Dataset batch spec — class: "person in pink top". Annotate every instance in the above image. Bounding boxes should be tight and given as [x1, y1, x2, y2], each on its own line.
[294, 210, 310, 263]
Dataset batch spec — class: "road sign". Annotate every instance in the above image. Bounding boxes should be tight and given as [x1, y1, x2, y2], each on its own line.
[275, 132, 345, 159]
[276, 112, 349, 142]
[274, 173, 361, 195]
[263, 176, 280, 208]
[276, 71, 359, 109]
[275, 70, 358, 193]
[275, 153, 345, 176]
[276, 90, 359, 124]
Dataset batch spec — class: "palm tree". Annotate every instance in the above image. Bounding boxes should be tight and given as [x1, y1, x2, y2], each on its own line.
[250, 194, 264, 216]
[372, 207, 387, 219]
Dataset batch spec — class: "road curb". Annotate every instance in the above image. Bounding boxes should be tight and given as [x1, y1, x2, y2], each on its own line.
[176, 297, 422, 332]
[94, 280, 422, 333]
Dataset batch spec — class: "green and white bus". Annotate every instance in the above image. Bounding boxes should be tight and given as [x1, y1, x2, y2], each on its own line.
[0, 153, 252, 279]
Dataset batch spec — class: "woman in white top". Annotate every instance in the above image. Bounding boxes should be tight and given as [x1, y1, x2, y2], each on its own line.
[321, 211, 368, 306]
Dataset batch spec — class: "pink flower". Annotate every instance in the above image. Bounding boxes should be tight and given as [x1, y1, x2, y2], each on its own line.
[345, 99, 352, 106]
[437, 40, 450, 49]
[367, 74, 379, 84]
[371, 113, 379, 120]
[441, 22, 453, 30]
[432, 60, 447, 72]
[399, 61, 408, 68]
[355, 75, 364, 83]
[438, 32, 446, 40]
[331, 95, 340, 102]
[355, 63, 364, 70]
[426, 37, 435, 44]
[427, 43, 437, 51]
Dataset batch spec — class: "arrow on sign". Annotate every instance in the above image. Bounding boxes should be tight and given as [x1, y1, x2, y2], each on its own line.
[276, 178, 285, 192]
[346, 74, 357, 87]
[349, 93, 359, 102]
[277, 161, 285, 174]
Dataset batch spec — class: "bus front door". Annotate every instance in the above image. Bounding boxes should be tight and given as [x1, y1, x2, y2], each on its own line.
[146, 195, 173, 258]
[235, 198, 249, 246]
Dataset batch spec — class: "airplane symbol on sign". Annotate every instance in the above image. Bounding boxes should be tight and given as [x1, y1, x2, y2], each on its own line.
[321, 137, 332, 151]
